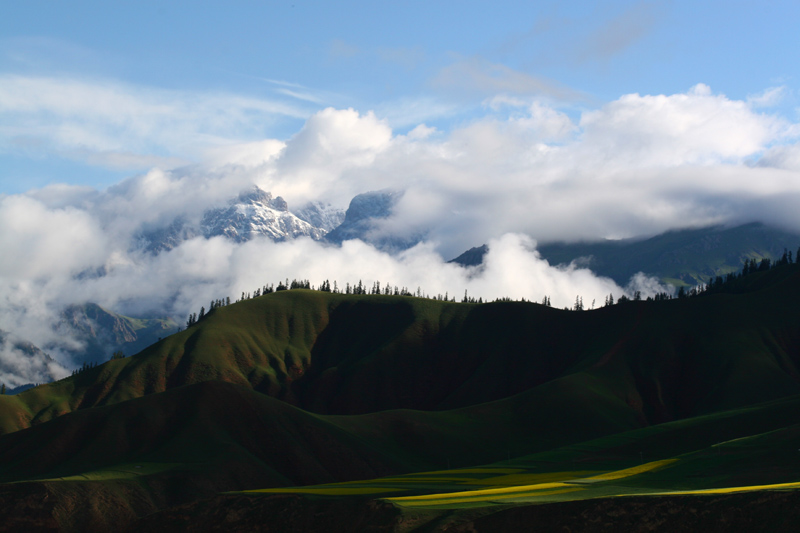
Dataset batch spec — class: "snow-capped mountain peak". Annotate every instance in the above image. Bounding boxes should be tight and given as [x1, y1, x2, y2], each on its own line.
[201, 186, 324, 242]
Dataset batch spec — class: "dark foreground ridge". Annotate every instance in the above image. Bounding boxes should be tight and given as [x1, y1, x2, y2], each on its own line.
[3, 487, 800, 532]
[130, 490, 800, 533]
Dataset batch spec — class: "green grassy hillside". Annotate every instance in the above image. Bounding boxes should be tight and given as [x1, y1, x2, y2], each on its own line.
[2, 264, 800, 435]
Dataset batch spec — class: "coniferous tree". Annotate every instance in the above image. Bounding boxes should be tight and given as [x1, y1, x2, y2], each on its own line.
[1, 383, 5, 395]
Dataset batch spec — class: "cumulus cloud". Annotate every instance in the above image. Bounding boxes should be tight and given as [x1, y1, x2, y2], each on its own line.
[578, 84, 792, 167]
[2, 84, 800, 385]
[272, 107, 394, 205]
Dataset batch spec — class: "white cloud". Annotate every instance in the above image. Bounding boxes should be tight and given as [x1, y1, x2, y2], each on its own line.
[373, 96, 460, 129]
[272, 107, 393, 205]
[757, 143, 800, 171]
[0, 335, 69, 388]
[747, 86, 788, 108]
[578, 84, 793, 167]
[0, 195, 108, 280]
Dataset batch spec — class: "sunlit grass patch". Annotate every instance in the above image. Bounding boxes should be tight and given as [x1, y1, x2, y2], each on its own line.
[652, 480, 800, 495]
[388, 481, 573, 502]
[462, 471, 599, 486]
[388, 487, 585, 507]
[578, 459, 678, 482]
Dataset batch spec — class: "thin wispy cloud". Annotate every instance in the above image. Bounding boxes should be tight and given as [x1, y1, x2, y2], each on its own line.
[573, 2, 660, 64]
[747, 86, 788, 108]
[377, 46, 425, 71]
[0, 75, 312, 170]
[275, 88, 324, 104]
[431, 56, 585, 102]
[328, 39, 360, 59]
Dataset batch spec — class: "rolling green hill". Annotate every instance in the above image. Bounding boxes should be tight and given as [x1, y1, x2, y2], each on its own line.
[5, 263, 800, 432]
[1, 263, 800, 530]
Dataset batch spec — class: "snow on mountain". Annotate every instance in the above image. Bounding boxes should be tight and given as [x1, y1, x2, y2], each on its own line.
[137, 186, 335, 252]
[201, 187, 325, 243]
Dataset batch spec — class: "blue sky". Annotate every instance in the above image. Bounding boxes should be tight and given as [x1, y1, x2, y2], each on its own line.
[2, 0, 799, 193]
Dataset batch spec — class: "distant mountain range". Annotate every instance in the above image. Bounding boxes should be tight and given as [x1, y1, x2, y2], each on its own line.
[138, 186, 346, 253]
[137, 186, 416, 254]
[451, 222, 800, 287]
[138, 185, 800, 289]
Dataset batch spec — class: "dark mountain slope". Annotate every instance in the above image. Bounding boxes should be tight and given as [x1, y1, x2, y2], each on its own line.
[451, 222, 800, 286]
[0, 378, 644, 531]
[4, 386, 800, 531]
